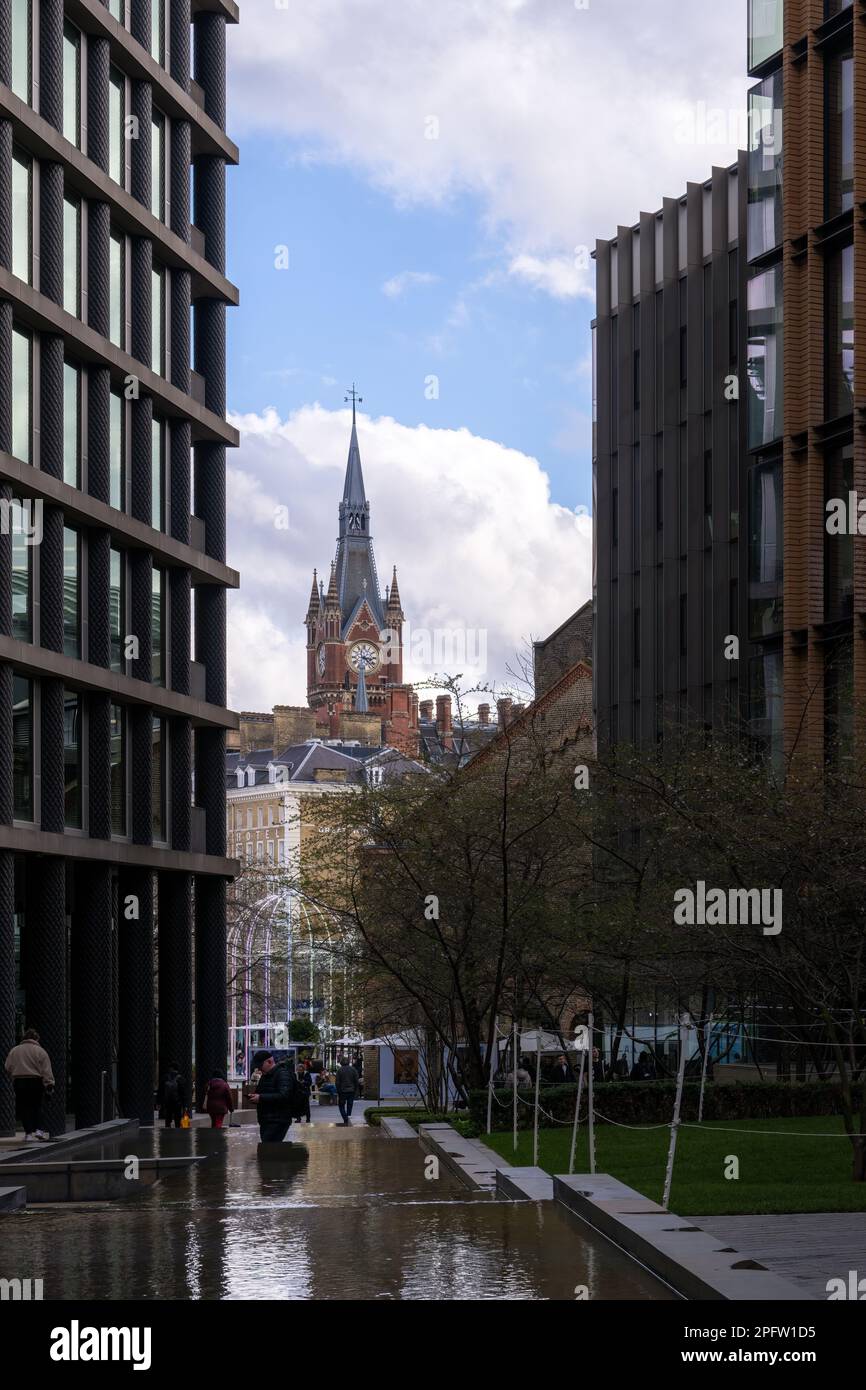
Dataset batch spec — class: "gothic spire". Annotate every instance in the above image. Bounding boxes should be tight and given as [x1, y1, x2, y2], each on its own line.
[325, 560, 340, 607]
[306, 568, 320, 619]
[335, 407, 383, 632]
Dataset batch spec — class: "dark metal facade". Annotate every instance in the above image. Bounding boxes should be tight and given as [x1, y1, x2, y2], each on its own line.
[593, 161, 749, 751]
[0, 0, 239, 1136]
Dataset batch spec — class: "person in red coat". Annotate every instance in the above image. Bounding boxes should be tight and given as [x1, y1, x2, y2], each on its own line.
[203, 1071, 235, 1128]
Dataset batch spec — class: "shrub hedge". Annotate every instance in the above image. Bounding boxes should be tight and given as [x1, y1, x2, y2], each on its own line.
[364, 1107, 479, 1137]
[469, 1080, 865, 1131]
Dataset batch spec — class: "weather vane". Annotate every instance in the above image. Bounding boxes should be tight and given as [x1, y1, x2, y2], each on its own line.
[345, 383, 363, 418]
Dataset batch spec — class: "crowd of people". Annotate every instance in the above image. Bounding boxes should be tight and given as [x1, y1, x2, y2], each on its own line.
[496, 1048, 659, 1087]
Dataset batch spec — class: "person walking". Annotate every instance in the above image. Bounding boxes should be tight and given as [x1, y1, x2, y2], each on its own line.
[335, 1055, 359, 1126]
[158, 1062, 187, 1128]
[550, 1053, 574, 1085]
[4, 1029, 55, 1142]
[295, 1064, 312, 1124]
[248, 1050, 296, 1143]
[202, 1070, 234, 1128]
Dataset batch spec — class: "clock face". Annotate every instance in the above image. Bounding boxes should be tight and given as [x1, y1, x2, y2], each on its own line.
[348, 641, 380, 673]
[317, 644, 326, 676]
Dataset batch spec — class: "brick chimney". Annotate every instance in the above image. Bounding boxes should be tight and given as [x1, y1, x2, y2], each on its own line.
[328, 704, 341, 739]
[435, 695, 453, 750]
[435, 694, 453, 734]
[497, 698, 513, 728]
[478, 703, 490, 726]
[419, 699, 434, 721]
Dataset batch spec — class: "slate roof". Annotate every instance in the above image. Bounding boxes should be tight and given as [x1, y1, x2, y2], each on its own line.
[225, 739, 424, 789]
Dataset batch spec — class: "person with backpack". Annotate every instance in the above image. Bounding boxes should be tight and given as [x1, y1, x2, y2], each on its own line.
[159, 1062, 187, 1128]
[248, 1050, 297, 1143]
[202, 1070, 235, 1128]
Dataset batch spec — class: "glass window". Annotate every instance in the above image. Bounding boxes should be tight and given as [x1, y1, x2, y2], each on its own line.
[826, 243, 854, 420]
[749, 649, 784, 771]
[151, 112, 164, 220]
[152, 567, 164, 685]
[110, 548, 125, 671]
[152, 716, 165, 840]
[13, 675, 32, 821]
[748, 459, 783, 638]
[825, 47, 853, 220]
[747, 264, 784, 447]
[151, 418, 164, 530]
[824, 635, 853, 770]
[110, 232, 124, 348]
[63, 362, 79, 488]
[109, 69, 124, 186]
[110, 704, 126, 835]
[62, 22, 80, 147]
[825, 1, 853, 16]
[11, 501, 31, 641]
[12, 150, 31, 283]
[824, 444, 854, 624]
[110, 390, 124, 510]
[64, 690, 81, 828]
[63, 526, 80, 658]
[747, 72, 783, 261]
[11, 0, 30, 103]
[109, 0, 125, 21]
[151, 265, 165, 374]
[63, 195, 80, 315]
[151, 0, 164, 64]
[748, 0, 783, 72]
[11, 328, 30, 464]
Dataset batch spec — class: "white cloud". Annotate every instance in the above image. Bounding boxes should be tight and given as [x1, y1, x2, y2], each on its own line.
[382, 270, 440, 298]
[228, 0, 749, 297]
[226, 406, 591, 711]
[508, 254, 592, 302]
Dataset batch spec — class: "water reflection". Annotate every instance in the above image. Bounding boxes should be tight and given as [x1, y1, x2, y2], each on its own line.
[0, 1125, 673, 1301]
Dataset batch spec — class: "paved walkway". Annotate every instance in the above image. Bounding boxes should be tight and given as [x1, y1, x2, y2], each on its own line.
[691, 1213, 866, 1300]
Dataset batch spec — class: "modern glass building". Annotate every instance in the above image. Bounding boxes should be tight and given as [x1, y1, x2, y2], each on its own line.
[592, 159, 749, 749]
[0, 0, 239, 1136]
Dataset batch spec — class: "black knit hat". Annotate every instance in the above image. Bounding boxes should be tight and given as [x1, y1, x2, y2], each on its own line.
[251, 1049, 273, 1070]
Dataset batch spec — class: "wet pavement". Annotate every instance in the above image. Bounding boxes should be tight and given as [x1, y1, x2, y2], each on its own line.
[0, 1117, 675, 1300]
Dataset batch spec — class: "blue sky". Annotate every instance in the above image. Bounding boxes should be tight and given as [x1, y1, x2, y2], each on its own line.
[223, 0, 748, 710]
[227, 142, 594, 514]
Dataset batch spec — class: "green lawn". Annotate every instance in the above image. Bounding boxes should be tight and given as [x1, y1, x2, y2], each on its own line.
[481, 1116, 866, 1215]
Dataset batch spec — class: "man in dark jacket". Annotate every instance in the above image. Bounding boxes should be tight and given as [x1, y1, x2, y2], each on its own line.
[249, 1050, 296, 1142]
[335, 1056, 359, 1126]
[550, 1053, 574, 1085]
[295, 1065, 312, 1123]
[159, 1063, 187, 1128]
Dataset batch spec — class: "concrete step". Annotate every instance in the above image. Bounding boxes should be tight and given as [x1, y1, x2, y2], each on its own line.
[0, 1185, 26, 1213]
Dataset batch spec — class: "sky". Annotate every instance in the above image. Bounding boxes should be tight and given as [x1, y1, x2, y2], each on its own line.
[223, 0, 750, 711]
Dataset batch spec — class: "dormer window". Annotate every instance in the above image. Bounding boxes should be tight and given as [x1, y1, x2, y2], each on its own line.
[246, 767, 255, 786]
[235, 768, 244, 788]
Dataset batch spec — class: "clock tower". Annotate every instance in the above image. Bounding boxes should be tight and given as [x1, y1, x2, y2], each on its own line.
[305, 397, 418, 754]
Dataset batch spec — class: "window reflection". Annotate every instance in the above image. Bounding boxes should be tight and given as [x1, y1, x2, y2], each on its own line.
[825, 243, 854, 420]
[825, 47, 853, 219]
[747, 73, 783, 260]
[747, 265, 784, 447]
